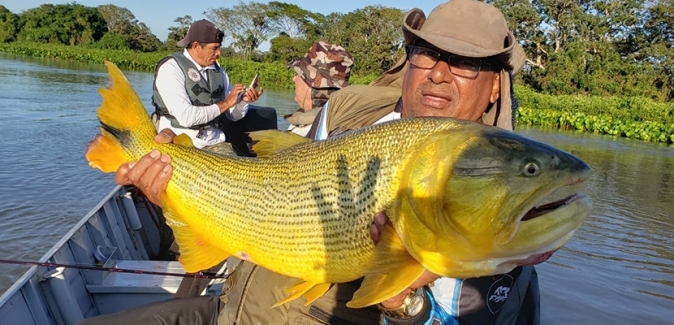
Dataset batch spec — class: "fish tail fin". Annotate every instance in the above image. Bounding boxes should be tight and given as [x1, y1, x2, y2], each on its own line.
[347, 223, 426, 308]
[86, 131, 130, 173]
[97, 61, 156, 136]
[86, 61, 156, 173]
[249, 130, 311, 157]
[272, 280, 330, 308]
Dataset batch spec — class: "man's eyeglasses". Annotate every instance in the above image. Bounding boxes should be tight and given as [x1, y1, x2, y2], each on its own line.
[407, 45, 490, 79]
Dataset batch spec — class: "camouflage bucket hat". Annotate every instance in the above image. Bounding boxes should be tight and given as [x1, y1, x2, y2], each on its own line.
[402, 0, 525, 72]
[289, 41, 354, 89]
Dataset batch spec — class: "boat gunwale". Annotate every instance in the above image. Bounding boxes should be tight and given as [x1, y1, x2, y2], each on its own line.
[0, 185, 125, 306]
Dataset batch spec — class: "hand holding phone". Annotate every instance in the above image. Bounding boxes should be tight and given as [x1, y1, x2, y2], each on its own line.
[238, 72, 260, 102]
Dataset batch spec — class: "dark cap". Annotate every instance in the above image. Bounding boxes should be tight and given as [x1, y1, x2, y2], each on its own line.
[288, 41, 354, 89]
[177, 20, 224, 48]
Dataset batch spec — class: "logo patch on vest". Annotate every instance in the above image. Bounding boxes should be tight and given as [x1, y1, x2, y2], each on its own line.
[486, 274, 513, 314]
[187, 68, 201, 82]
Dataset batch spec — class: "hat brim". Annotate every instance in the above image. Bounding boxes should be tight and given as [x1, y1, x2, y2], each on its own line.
[402, 8, 523, 72]
[177, 37, 190, 48]
[404, 28, 515, 59]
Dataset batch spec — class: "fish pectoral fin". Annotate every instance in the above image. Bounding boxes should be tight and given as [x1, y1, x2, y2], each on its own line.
[302, 283, 332, 306]
[249, 130, 311, 157]
[173, 134, 195, 147]
[347, 224, 426, 308]
[163, 209, 230, 273]
[272, 280, 331, 308]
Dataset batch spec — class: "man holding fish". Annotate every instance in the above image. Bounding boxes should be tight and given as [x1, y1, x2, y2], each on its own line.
[83, 1, 574, 324]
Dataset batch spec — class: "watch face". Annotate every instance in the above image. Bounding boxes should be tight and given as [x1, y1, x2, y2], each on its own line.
[407, 288, 425, 316]
[379, 287, 426, 319]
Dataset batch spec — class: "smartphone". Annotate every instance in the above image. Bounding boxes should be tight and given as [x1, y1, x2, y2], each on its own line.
[238, 72, 260, 101]
[248, 72, 260, 89]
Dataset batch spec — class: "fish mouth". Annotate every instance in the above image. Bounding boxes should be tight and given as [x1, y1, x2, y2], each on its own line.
[521, 194, 582, 221]
[521, 171, 590, 222]
[491, 191, 592, 271]
[516, 250, 557, 266]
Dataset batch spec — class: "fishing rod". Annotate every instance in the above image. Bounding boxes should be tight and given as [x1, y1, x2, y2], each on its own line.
[0, 259, 228, 279]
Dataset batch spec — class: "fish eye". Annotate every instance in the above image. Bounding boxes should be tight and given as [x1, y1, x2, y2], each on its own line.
[523, 161, 540, 177]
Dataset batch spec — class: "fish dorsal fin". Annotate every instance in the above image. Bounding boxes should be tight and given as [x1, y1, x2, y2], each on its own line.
[173, 133, 195, 147]
[249, 130, 311, 157]
[271, 280, 331, 308]
[161, 192, 230, 273]
[347, 223, 425, 308]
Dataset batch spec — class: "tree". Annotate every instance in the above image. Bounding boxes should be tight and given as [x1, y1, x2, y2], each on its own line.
[487, 0, 544, 72]
[318, 6, 404, 75]
[96, 5, 162, 52]
[205, 1, 272, 58]
[265, 2, 326, 63]
[17, 3, 106, 45]
[268, 32, 313, 63]
[638, 0, 674, 100]
[265, 1, 321, 39]
[0, 5, 19, 43]
[167, 15, 193, 46]
[486, 0, 670, 100]
[97, 4, 135, 34]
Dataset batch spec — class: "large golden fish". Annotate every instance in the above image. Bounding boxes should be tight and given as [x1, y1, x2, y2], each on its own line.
[86, 62, 592, 308]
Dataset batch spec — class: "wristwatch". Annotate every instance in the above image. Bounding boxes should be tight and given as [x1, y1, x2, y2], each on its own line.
[378, 287, 425, 319]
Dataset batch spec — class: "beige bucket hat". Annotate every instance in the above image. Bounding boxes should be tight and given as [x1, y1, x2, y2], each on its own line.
[371, 0, 526, 130]
[402, 0, 525, 72]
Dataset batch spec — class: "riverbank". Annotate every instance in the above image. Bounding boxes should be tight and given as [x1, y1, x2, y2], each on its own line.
[1, 42, 672, 144]
[0, 42, 378, 89]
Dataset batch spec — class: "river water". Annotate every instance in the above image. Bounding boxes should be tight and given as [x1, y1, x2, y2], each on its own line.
[0, 53, 672, 324]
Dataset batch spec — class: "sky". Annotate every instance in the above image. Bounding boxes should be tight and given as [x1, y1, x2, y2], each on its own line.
[4, 0, 439, 50]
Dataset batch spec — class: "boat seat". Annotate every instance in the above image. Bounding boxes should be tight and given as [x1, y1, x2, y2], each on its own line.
[85, 260, 189, 315]
[86, 260, 185, 294]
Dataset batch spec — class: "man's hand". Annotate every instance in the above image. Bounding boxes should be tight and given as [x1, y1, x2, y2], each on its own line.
[370, 212, 441, 310]
[115, 129, 176, 205]
[242, 86, 263, 103]
[217, 84, 246, 113]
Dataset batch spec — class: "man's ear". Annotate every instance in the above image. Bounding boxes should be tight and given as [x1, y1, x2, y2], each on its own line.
[489, 72, 501, 103]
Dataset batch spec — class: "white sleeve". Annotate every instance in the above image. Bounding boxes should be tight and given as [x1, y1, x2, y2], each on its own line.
[155, 59, 221, 127]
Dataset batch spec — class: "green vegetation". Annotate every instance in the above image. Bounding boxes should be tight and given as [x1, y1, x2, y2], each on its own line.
[0, 1, 673, 143]
[0, 42, 299, 89]
[517, 86, 674, 143]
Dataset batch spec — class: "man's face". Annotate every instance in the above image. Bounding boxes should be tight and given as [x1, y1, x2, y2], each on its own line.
[401, 42, 501, 121]
[191, 42, 222, 67]
[293, 74, 313, 111]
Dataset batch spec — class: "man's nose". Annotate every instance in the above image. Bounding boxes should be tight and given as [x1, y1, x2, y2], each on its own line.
[429, 59, 456, 85]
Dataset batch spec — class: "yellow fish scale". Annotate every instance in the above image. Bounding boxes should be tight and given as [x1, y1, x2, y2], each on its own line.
[153, 118, 465, 283]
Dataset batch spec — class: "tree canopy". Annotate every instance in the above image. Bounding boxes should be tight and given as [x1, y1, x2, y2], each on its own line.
[0, 1, 672, 101]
